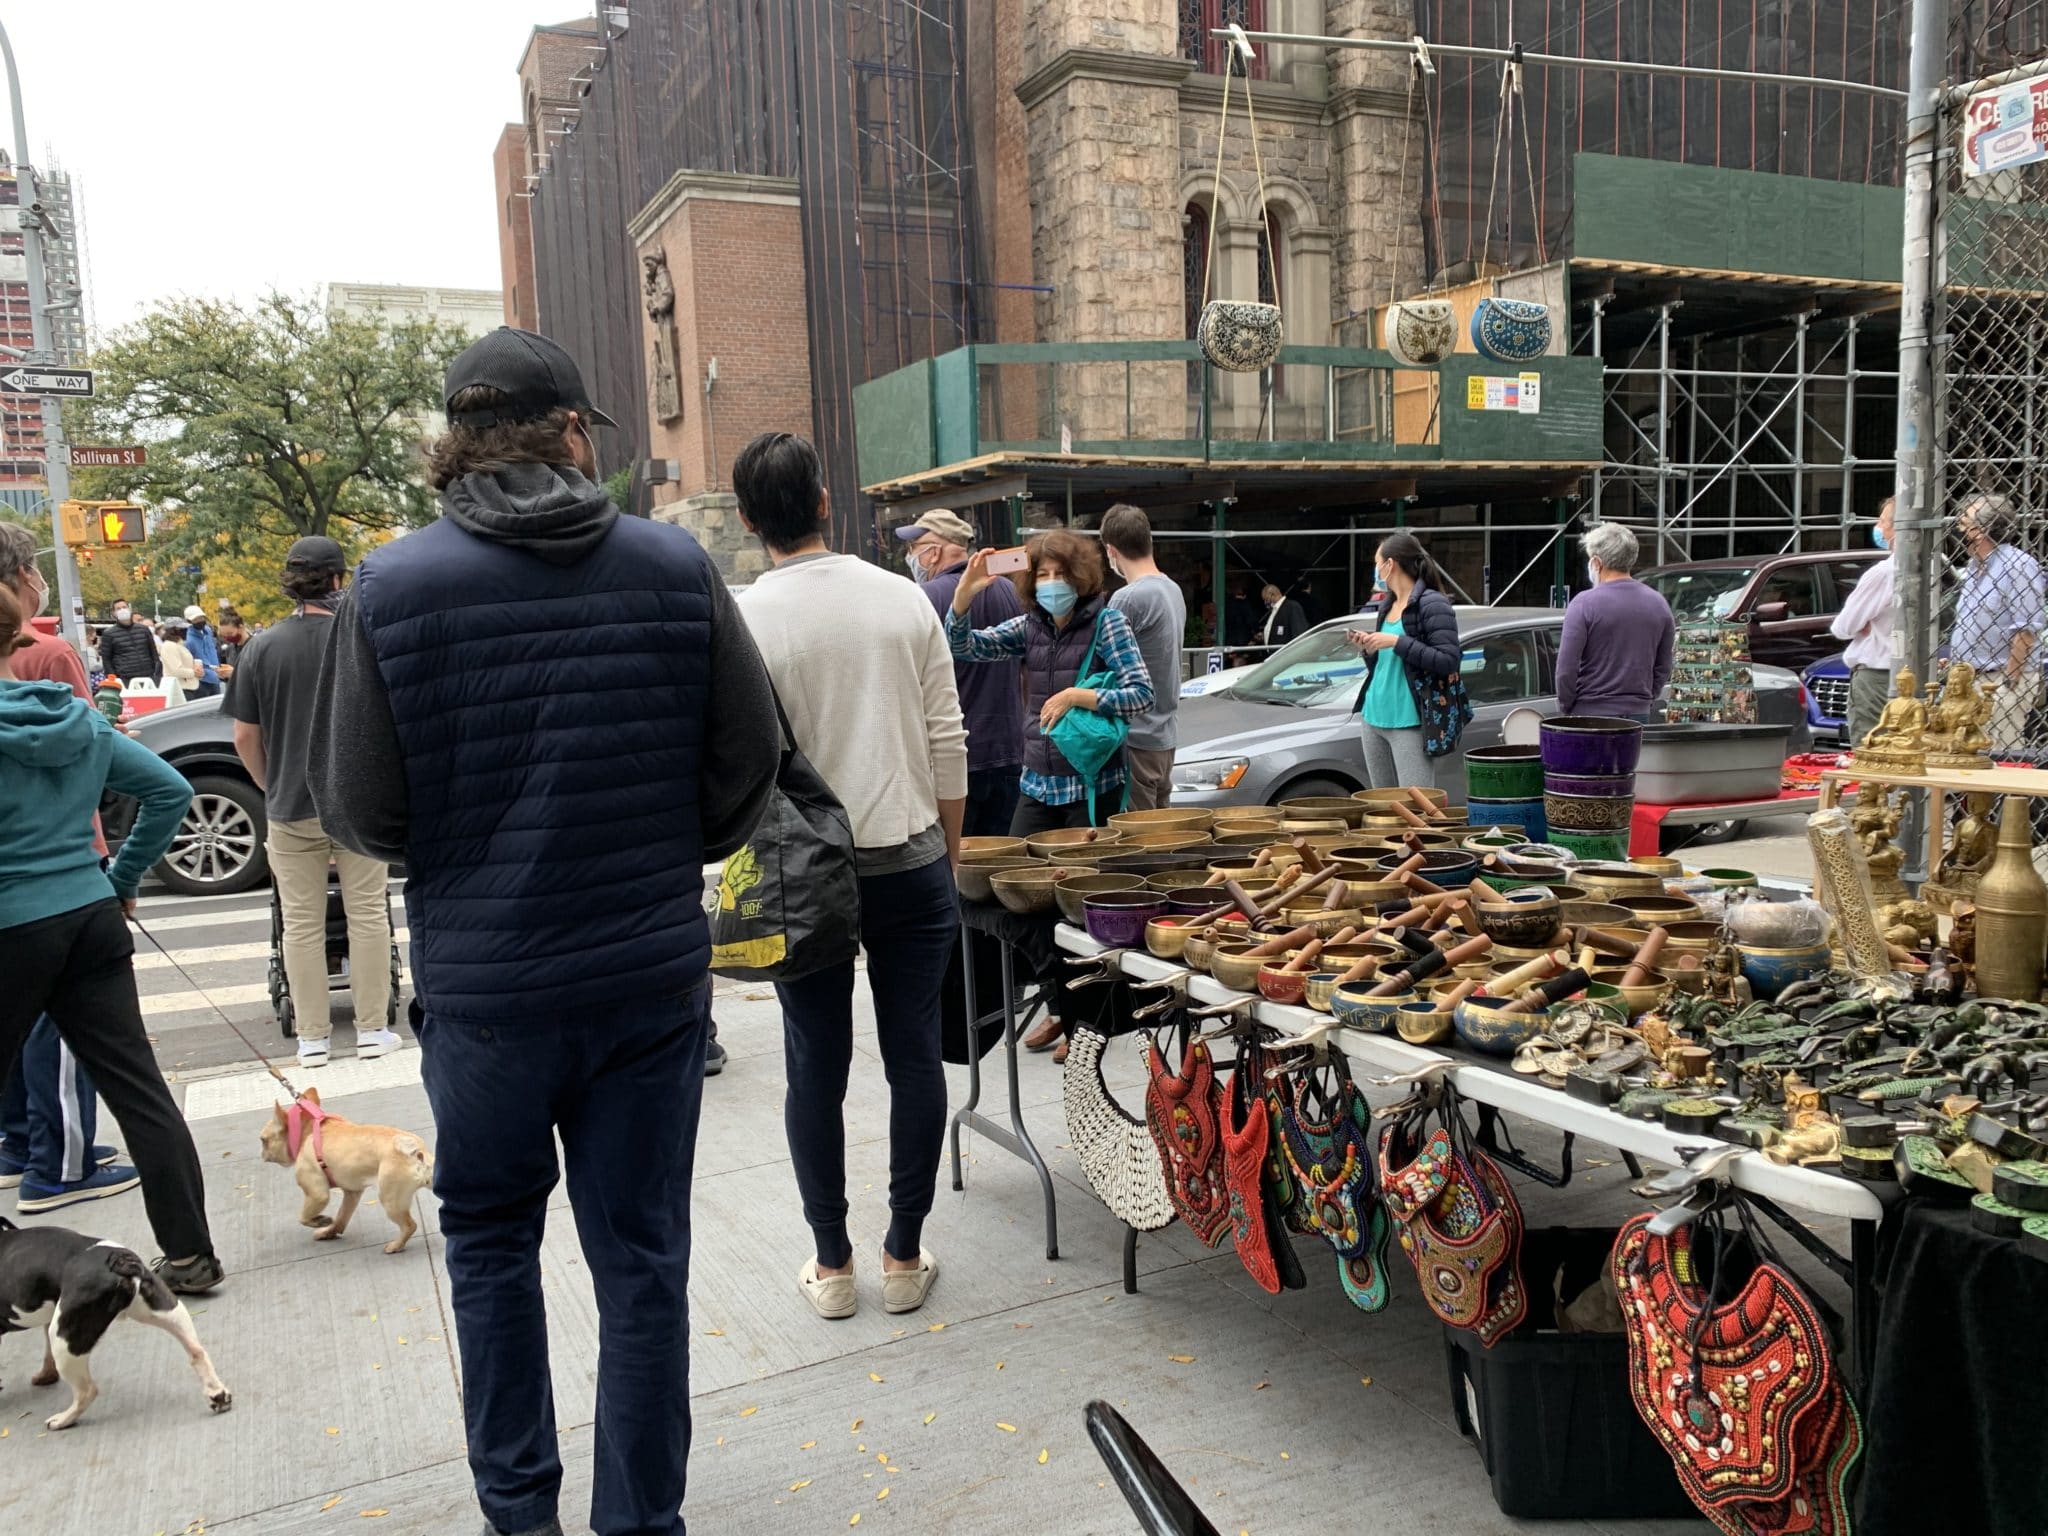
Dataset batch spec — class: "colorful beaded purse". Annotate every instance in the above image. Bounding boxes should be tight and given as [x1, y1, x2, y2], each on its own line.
[1257, 1047, 1314, 1237]
[1220, 1049, 1307, 1294]
[1278, 1064, 1395, 1312]
[1612, 1208, 1862, 1536]
[1379, 1099, 1529, 1348]
[1144, 1032, 1234, 1248]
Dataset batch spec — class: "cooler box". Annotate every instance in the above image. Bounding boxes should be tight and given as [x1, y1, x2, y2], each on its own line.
[1634, 723, 1790, 804]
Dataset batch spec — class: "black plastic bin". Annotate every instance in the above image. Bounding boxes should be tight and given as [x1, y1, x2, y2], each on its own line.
[1443, 1226, 1698, 1520]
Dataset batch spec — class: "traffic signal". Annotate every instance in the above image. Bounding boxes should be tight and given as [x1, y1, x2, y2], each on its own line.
[99, 505, 144, 544]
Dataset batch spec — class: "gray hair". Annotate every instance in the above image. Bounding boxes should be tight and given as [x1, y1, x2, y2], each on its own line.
[1961, 491, 2016, 546]
[0, 521, 35, 588]
[1583, 522, 1640, 573]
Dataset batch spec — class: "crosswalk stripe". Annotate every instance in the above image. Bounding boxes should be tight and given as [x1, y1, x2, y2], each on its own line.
[139, 982, 275, 1016]
[133, 928, 412, 973]
[131, 909, 274, 935]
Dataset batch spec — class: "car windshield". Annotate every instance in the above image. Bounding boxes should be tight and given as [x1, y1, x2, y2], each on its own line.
[1225, 626, 1369, 709]
[1641, 566, 1757, 620]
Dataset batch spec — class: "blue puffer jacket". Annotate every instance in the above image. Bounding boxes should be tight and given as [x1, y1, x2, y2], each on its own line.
[346, 468, 716, 1023]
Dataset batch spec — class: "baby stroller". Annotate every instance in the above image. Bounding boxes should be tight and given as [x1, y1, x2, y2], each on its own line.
[267, 868, 403, 1039]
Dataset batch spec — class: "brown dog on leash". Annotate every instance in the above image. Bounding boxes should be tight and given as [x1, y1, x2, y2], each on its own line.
[258, 1088, 434, 1254]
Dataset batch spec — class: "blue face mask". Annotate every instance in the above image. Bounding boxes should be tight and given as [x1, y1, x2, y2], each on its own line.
[1037, 579, 1077, 618]
[1872, 524, 1889, 550]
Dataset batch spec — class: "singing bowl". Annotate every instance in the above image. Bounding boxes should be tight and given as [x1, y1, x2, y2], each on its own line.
[1182, 927, 1222, 973]
[1353, 786, 1449, 810]
[1395, 1000, 1457, 1046]
[1548, 830, 1632, 863]
[1629, 855, 1684, 879]
[1209, 944, 1270, 993]
[991, 867, 1074, 916]
[1160, 884, 1258, 917]
[1589, 966, 1673, 1020]
[1100, 851, 1214, 878]
[1467, 796, 1549, 842]
[1454, 995, 1548, 1057]
[1469, 889, 1563, 947]
[1372, 849, 1481, 887]
[1319, 879, 1405, 910]
[1539, 715, 1645, 777]
[1487, 938, 1570, 968]
[1463, 830, 1530, 855]
[955, 856, 1037, 903]
[1082, 890, 1167, 948]
[1024, 826, 1124, 856]
[1213, 829, 1289, 848]
[1145, 917, 1195, 960]
[1540, 883, 1590, 903]
[1144, 867, 1216, 892]
[1657, 919, 1725, 958]
[1556, 899, 1635, 930]
[1053, 872, 1145, 926]
[1369, 831, 1460, 853]
[1736, 942, 1832, 1002]
[961, 836, 1028, 860]
[1463, 744, 1546, 800]
[1613, 894, 1702, 925]
[1279, 796, 1373, 828]
[1109, 808, 1214, 835]
[1304, 972, 1345, 1013]
[1036, 843, 1123, 868]
[1278, 907, 1368, 940]
[1207, 856, 1302, 882]
[1543, 771, 1636, 800]
[1545, 791, 1636, 834]
[1118, 830, 1211, 853]
[1570, 862, 1665, 903]
[1330, 986, 1417, 1034]
[1257, 965, 1313, 1005]
[1699, 867, 1759, 890]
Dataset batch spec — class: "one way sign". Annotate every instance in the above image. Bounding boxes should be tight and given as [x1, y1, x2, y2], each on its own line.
[0, 365, 92, 397]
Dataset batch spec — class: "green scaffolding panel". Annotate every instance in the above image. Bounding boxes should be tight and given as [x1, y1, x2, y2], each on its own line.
[853, 360, 936, 487]
[1438, 356, 1604, 463]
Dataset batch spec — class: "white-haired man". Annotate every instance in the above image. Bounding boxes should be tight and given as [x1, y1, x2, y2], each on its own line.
[1554, 522, 1675, 722]
[1951, 492, 2045, 754]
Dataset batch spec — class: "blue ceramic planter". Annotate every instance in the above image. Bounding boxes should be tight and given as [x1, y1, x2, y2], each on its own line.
[1737, 944, 1832, 1002]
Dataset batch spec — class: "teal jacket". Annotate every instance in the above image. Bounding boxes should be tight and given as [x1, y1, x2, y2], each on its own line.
[0, 679, 193, 930]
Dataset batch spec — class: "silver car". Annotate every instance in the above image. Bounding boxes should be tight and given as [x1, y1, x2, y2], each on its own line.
[1169, 606, 1811, 822]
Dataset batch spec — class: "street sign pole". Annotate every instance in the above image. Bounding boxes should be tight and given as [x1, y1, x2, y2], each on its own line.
[0, 23, 84, 653]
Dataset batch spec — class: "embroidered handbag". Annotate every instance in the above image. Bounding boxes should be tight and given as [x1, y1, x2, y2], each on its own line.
[1383, 298, 1456, 367]
[1278, 1067, 1395, 1312]
[1470, 296, 1553, 363]
[1379, 1106, 1528, 1348]
[1222, 1055, 1300, 1293]
[1144, 1032, 1234, 1248]
[1044, 608, 1131, 824]
[1419, 664, 1475, 759]
[1612, 1209, 1862, 1536]
[1064, 1022, 1175, 1232]
[1194, 42, 1284, 373]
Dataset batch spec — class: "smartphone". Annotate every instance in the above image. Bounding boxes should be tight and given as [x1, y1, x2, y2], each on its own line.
[984, 545, 1030, 576]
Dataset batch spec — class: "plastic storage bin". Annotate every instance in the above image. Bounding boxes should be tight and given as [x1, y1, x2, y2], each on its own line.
[1634, 723, 1792, 804]
[1443, 1226, 1697, 1520]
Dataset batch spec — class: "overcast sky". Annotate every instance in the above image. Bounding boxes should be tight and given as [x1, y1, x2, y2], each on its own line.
[2, 1, 544, 337]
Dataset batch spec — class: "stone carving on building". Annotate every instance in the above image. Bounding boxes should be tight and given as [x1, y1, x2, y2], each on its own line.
[643, 250, 683, 423]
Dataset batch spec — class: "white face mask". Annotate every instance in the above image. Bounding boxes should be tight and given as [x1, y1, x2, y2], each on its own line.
[1586, 560, 1601, 585]
[22, 569, 47, 618]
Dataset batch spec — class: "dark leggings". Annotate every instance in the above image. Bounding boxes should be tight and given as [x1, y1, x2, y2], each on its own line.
[776, 856, 961, 1268]
[0, 900, 213, 1261]
[1008, 786, 1118, 838]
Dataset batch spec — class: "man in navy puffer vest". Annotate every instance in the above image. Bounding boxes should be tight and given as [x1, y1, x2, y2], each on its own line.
[309, 327, 779, 1536]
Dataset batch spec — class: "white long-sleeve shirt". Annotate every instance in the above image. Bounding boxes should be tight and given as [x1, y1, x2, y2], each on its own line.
[1828, 554, 1896, 671]
[739, 553, 968, 851]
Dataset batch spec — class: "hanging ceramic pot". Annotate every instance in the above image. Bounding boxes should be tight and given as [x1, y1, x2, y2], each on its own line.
[1470, 296, 1553, 363]
[1383, 298, 1456, 367]
[1198, 299, 1285, 373]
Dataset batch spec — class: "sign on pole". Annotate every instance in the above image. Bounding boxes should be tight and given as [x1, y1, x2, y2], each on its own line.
[69, 444, 146, 468]
[1962, 77, 2048, 177]
[0, 365, 92, 397]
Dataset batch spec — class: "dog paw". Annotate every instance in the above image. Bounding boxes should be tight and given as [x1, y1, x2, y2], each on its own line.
[313, 1226, 342, 1241]
[208, 1387, 233, 1414]
[304, 1213, 334, 1230]
[383, 1239, 409, 1254]
[45, 1411, 79, 1432]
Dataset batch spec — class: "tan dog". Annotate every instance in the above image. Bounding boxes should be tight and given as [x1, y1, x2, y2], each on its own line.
[258, 1088, 434, 1254]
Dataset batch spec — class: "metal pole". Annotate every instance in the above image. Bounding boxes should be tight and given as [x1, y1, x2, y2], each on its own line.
[0, 25, 81, 655]
[1792, 312, 1809, 549]
[1840, 314, 1860, 545]
[1589, 295, 1607, 523]
[1655, 303, 1673, 561]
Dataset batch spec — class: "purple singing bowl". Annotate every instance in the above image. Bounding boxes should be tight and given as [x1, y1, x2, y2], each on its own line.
[1539, 716, 1645, 778]
[1084, 891, 1169, 948]
[1543, 771, 1636, 799]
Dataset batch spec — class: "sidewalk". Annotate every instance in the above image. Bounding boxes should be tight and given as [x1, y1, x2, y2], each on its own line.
[0, 980, 1707, 1536]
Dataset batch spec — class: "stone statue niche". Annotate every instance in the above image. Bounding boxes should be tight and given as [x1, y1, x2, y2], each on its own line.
[644, 250, 683, 424]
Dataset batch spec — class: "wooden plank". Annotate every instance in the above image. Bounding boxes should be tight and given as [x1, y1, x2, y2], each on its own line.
[1821, 765, 2048, 796]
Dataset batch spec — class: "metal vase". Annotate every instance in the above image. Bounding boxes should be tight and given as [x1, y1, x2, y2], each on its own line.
[1973, 797, 2047, 1003]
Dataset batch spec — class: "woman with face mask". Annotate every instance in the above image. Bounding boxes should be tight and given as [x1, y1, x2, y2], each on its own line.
[1346, 532, 1466, 789]
[947, 528, 1155, 838]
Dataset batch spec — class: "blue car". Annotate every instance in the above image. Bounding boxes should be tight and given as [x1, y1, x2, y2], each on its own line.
[1803, 652, 1851, 743]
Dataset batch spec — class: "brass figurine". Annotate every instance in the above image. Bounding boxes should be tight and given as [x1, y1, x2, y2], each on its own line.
[1851, 665, 1928, 776]
[1922, 662, 1997, 771]
[1763, 1075, 1842, 1166]
[1851, 791, 1909, 904]
[1925, 791, 1998, 913]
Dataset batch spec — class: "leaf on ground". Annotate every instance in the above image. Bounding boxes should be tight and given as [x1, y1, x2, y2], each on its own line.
[706, 1329, 724, 1337]
[789, 1480, 812, 1491]
[996, 1422, 1018, 1433]
[396, 1336, 408, 1347]
[876, 1488, 890, 1501]
[868, 1372, 884, 1383]
[849, 1515, 861, 1526]
[738, 1406, 759, 1418]
[927, 1322, 944, 1332]
[1038, 1448, 1049, 1465]
[1013, 1323, 1033, 1330]
[801, 1440, 818, 1450]
[850, 1417, 863, 1431]
[1360, 1376, 1373, 1387]
[1254, 1381, 1269, 1390]
[321, 1499, 342, 1512]
[876, 1452, 888, 1464]
[1167, 1354, 1195, 1364]
[359, 1513, 388, 1520]
[1279, 1452, 1290, 1461]
[923, 1412, 936, 1426]
[994, 1361, 1005, 1371]
[716, 1437, 726, 1447]
[324, 1426, 340, 1436]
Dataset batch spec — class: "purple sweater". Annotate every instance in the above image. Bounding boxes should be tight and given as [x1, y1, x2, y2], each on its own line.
[921, 560, 1026, 771]
[1555, 577, 1676, 717]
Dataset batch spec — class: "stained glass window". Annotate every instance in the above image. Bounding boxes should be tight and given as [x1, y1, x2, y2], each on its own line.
[1179, 0, 1265, 77]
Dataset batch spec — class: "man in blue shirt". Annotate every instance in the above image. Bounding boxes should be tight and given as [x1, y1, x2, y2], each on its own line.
[180, 605, 222, 698]
[1951, 493, 2045, 754]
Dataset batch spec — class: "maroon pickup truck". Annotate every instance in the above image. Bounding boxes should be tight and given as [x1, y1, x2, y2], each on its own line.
[1636, 550, 1884, 672]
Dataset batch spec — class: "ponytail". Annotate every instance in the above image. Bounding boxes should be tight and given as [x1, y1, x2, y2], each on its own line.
[1377, 531, 1440, 589]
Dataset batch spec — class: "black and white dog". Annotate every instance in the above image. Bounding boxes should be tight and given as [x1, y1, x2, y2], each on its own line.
[0, 1217, 232, 1430]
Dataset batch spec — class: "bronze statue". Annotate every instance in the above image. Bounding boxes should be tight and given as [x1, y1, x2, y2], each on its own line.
[1923, 662, 1996, 771]
[643, 250, 683, 423]
[1764, 1074, 1843, 1166]
[1926, 791, 1998, 913]
[1852, 666, 1928, 775]
[1851, 791, 1908, 903]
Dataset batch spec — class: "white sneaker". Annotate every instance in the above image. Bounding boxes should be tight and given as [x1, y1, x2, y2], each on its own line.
[799, 1257, 857, 1320]
[881, 1249, 939, 1314]
[297, 1038, 331, 1068]
[356, 1028, 402, 1061]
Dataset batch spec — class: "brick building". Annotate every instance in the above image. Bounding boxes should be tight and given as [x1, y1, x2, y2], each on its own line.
[0, 156, 87, 494]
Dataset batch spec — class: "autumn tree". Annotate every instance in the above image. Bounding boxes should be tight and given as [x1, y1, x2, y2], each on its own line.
[67, 292, 470, 569]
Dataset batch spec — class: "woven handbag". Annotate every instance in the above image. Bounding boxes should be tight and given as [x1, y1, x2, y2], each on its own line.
[1065, 1023, 1175, 1232]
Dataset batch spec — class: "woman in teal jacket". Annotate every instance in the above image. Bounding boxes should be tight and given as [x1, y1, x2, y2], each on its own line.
[0, 585, 223, 1293]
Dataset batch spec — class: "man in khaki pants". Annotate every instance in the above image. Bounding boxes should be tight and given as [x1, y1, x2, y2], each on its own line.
[230, 537, 397, 1067]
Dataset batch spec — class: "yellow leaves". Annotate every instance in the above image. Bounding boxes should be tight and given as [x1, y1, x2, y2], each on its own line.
[849, 1515, 861, 1527]
[996, 1422, 1018, 1433]
[1254, 1381, 1269, 1391]
[320, 1499, 342, 1513]
[706, 1329, 724, 1338]
[876, 1488, 890, 1502]
[1360, 1376, 1374, 1387]
[922, 1412, 937, 1426]
[738, 1406, 759, 1418]
[850, 1417, 864, 1432]
[994, 1360, 1005, 1371]
[801, 1440, 818, 1450]
[876, 1453, 889, 1465]
[1279, 1451, 1290, 1461]
[1167, 1354, 1195, 1364]
[359, 1513, 389, 1520]
[927, 1322, 945, 1332]
[868, 1372, 884, 1383]
[789, 1480, 813, 1492]
[395, 1336, 408, 1347]
[1038, 1448, 1050, 1465]
[324, 1426, 340, 1436]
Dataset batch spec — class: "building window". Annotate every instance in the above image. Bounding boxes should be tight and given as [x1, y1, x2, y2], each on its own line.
[1259, 210, 1284, 400]
[1179, 0, 1265, 78]
[1183, 202, 1211, 340]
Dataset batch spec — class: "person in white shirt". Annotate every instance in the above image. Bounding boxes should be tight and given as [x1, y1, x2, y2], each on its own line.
[732, 430, 966, 1325]
[1828, 497, 1898, 748]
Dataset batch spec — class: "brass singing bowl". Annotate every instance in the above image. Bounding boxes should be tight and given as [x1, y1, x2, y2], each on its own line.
[1209, 943, 1269, 993]
[1394, 1000, 1457, 1046]
[1208, 856, 1302, 882]
[1144, 867, 1216, 892]
[1352, 786, 1449, 810]
[1588, 966, 1673, 1020]
[961, 836, 1028, 860]
[1279, 795, 1373, 828]
[1468, 890, 1564, 947]
[1256, 964, 1313, 1005]
[955, 856, 1037, 903]
[1053, 872, 1146, 927]
[990, 866, 1075, 916]
[1278, 907, 1368, 940]
[1109, 808, 1215, 835]
[1182, 927, 1222, 973]
[1119, 830, 1213, 853]
[1024, 826, 1124, 856]
[1304, 973, 1345, 1013]
[1145, 917, 1196, 960]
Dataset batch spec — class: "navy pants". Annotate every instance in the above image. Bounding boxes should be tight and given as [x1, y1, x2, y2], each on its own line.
[419, 978, 710, 1536]
[0, 1017, 99, 1186]
[964, 767, 1021, 841]
[776, 856, 959, 1269]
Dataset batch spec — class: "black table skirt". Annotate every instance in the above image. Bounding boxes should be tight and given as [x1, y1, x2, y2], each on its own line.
[1858, 1197, 2048, 1535]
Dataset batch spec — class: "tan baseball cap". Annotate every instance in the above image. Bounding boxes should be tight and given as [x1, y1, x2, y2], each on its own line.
[894, 509, 976, 546]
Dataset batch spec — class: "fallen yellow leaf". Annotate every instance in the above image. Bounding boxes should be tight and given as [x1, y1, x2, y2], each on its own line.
[877, 1488, 890, 1501]
[716, 1437, 725, 1446]
[868, 1372, 884, 1383]
[706, 1329, 724, 1337]
[876, 1452, 888, 1464]
[738, 1406, 759, 1418]
[923, 1412, 936, 1426]
[996, 1422, 1018, 1433]
[790, 1480, 812, 1491]
[928, 1322, 945, 1331]
[801, 1440, 818, 1450]
[851, 1417, 864, 1431]
[325, 1426, 340, 1436]
[1167, 1354, 1195, 1364]
[321, 1499, 342, 1512]
[1038, 1448, 1049, 1465]
[1279, 1451, 1290, 1461]
[1360, 1376, 1373, 1387]
[858, 1444, 867, 1452]
[359, 1513, 389, 1520]
[994, 1360, 1005, 1371]
[1254, 1381, 1269, 1390]
[849, 1516, 861, 1527]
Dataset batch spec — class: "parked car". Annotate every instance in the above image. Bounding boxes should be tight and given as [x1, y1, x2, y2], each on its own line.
[106, 694, 271, 896]
[1636, 550, 1883, 672]
[1803, 652, 1852, 743]
[1181, 661, 1256, 699]
[1169, 608, 1812, 838]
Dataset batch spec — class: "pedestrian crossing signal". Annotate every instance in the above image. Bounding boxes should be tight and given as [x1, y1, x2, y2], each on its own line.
[99, 505, 144, 544]
[57, 500, 145, 546]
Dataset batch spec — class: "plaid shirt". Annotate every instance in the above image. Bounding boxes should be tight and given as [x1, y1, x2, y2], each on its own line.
[946, 606, 1154, 806]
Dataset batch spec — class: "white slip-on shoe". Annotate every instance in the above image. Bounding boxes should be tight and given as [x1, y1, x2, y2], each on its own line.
[356, 1028, 402, 1060]
[881, 1249, 939, 1314]
[800, 1257, 857, 1320]
[297, 1038, 331, 1068]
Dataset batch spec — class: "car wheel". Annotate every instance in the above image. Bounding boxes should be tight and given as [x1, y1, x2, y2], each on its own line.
[1270, 775, 1358, 804]
[156, 774, 269, 896]
[1659, 818, 1748, 853]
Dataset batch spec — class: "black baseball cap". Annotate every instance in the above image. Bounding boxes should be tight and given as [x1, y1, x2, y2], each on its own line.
[285, 536, 348, 575]
[444, 327, 619, 429]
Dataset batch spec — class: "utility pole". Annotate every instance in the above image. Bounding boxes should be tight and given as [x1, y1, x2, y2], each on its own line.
[0, 23, 83, 654]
